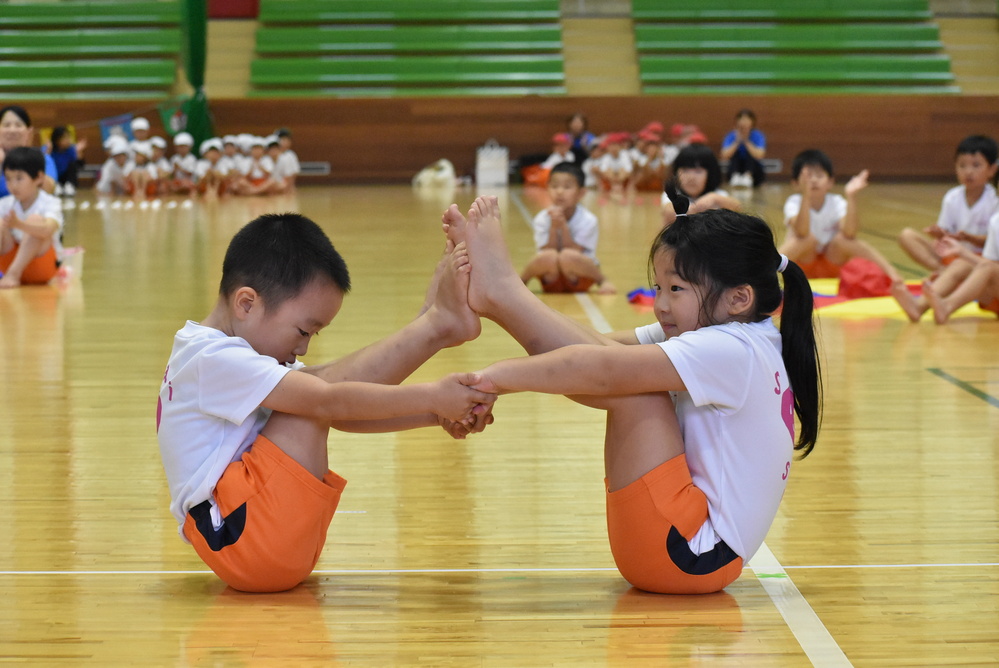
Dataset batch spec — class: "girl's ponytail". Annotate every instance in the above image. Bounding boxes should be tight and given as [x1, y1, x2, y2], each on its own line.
[777, 259, 822, 457]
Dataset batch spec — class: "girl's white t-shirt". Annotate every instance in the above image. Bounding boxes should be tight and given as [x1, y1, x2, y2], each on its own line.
[937, 184, 999, 253]
[636, 319, 795, 561]
[783, 192, 848, 251]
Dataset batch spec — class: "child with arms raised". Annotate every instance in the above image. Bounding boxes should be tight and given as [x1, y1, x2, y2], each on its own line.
[157, 213, 495, 592]
[520, 162, 615, 294]
[0, 147, 64, 288]
[445, 192, 820, 594]
[781, 149, 903, 286]
[898, 135, 998, 271]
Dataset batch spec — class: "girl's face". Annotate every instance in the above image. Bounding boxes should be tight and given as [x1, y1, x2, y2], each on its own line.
[677, 166, 708, 197]
[652, 249, 733, 338]
[0, 111, 30, 150]
[568, 115, 585, 135]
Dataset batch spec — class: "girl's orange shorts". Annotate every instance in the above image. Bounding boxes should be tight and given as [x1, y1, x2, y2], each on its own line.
[606, 454, 743, 594]
[0, 244, 58, 284]
[183, 434, 346, 593]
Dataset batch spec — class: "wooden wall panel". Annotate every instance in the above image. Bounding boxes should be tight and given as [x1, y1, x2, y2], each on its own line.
[26, 95, 999, 183]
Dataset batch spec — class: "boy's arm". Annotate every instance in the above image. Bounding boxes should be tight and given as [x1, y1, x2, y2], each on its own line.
[474, 343, 686, 397]
[261, 369, 494, 425]
[787, 190, 812, 239]
[840, 169, 869, 239]
[11, 213, 60, 239]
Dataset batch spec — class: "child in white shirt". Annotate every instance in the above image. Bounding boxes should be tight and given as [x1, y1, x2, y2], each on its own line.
[0, 147, 64, 287]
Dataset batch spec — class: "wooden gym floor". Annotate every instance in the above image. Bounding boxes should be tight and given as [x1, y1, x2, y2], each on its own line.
[0, 181, 996, 666]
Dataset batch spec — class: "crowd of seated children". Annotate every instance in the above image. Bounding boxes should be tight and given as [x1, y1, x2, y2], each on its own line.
[91, 117, 302, 198]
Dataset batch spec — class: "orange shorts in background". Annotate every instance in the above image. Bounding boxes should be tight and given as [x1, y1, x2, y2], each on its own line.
[541, 274, 596, 293]
[796, 253, 841, 279]
[0, 244, 59, 284]
[606, 454, 743, 594]
[183, 434, 346, 593]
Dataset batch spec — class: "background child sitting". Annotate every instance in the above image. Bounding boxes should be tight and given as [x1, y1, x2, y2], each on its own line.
[661, 143, 741, 226]
[0, 147, 64, 288]
[519, 162, 615, 295]
[95, 137, 130, 196]
[780, 149, 903, 288]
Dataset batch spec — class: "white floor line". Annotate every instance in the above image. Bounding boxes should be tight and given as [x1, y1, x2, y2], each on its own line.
[750, 543, 852, 667]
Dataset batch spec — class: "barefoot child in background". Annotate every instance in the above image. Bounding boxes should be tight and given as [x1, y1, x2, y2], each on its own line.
[780, 149, 903, 288]
[520, 162, 616, 295]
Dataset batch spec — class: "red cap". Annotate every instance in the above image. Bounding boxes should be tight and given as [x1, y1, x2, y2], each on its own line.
[552, 132, 572, 145]
[687, 131, 708, 144]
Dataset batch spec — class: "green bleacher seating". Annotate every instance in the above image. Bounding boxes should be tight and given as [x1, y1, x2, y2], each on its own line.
[635, 23, 943, 53]
[632, 0, 932, 22]
[0, 29, 181, 58]
[257, 0, 559, 24]
[255, 25, 562, 55]
[0, 59, 176, 97]
[0, 1, 181, 26]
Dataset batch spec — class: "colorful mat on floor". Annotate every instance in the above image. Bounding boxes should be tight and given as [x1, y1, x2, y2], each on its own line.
[627, 282, 995, 321]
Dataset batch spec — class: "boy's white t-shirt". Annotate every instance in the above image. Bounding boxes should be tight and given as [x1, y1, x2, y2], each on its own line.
[937, 184, 999, 253]
[982, 212, 999, 261]
[195, 158, 228, 180]
[636, 319, 794, 562]
[783, 192, 848, 251]
[0, 190, 64, 257]
[531, 204, 599, 259]
[540, 151, 574, 170]
[241, 156, 274, 179]
[277, 150, 300, 177]
[598, 151, 633, 174]
[157, 321, 302, 539]
[95, 158, 128, 193]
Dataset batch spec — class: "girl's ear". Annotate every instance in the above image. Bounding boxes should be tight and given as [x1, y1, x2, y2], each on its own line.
[726, 284, 755, 317]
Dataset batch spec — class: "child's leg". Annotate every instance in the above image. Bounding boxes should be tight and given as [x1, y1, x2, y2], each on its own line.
[308, 241, 480, 385]
[603, 392, 684, 491]
[826, 235, 904, 283]
[898, 228, 941, 271]
[519, 249, 559, 285]
[0, 235, 50, 288]
[445, 197, 617, 356]
[777, 233, 819, 264]
[925, 260, 999, 324]
[556, 249, 616, 294]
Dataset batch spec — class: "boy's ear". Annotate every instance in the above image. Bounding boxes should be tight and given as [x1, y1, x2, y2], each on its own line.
[726, 284, 755, 317]
[231, 287, 261, 320]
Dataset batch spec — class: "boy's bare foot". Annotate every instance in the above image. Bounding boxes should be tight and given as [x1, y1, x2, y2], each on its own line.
[424, 241, 481, 346]
[419, 239, 454, 316]
[0, 274, 21, 289]
[461, 196, 524, 318]
[922, 280, 953, 325]
[595, 280, 617, 295]
[891, 280, 925, 322]
[441, 204, 467, 245]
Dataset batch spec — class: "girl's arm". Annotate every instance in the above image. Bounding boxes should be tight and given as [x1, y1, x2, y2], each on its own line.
[692, 191, 742, 214]
[476, 343, 686, 397]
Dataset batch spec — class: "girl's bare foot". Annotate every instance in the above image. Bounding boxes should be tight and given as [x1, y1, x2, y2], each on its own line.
[462, 197, 526, 317]
[595, 280, 617, 295]
[419, 239, 454, 316]
[424, 241, 481, 346]
[922, 280, 953, 325]
[891, 280, 925, 322]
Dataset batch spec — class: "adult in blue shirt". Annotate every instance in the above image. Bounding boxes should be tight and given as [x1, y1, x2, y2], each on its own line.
[0, 105, 58, 197]
[721, 109, 767, 188]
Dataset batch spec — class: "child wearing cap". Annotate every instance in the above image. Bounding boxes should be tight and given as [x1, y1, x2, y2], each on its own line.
[196, 139, 229, 197]
[170, 133, 197, 194]
[631, 130, 668, 192]
[232, 137, 273, 196]
[595, 132, 633, 200]
[126, 144, 159, 199]
[150, 137, 172, 193]
[130, 117, 153, 161]
[95, 138, 130, 195]
[541, 133, 575, 170]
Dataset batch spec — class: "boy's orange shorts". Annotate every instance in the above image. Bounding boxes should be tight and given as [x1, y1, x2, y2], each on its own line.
[796, 253, 841, 279]
[606, 454, 743, 594]
[183, 434, 346, 593]
[0, 244, 58, 284]
[542, 274, 596, 293]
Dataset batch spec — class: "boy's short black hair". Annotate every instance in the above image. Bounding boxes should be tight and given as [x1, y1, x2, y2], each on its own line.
[549, 161, 585, 188]
[2, 146, 46, 179]
[220, 213, 351, 308]
[791, 149, 834, 180]
[955, 135, 998, 164]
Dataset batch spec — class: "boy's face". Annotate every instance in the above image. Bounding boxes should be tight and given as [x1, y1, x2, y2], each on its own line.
[134, 129, 149, 141]
[955, 152, 998, 191]
[242, 279, 345, 366]
[251, 146, 265, 158]
[3, 168, 42, 202]
[797, 164, 833, 200]
[547, 172, 584, 211]
[279, 137, 292, 150]
[176, 145, 191, 155]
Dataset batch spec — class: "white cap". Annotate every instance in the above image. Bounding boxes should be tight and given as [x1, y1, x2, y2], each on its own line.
[131, 117, 150, 131]
[133, 144, 153, 159]
[238, 133, 254, 152]
[265, 134, 280, 147]
[108, 137, 129, 157]
[250, 136, 267, 148]
[222, 134, 238, 145]
[200, 138, 223, 154]
[174, 132, 194, 147]
[150, 136, 167, 149]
